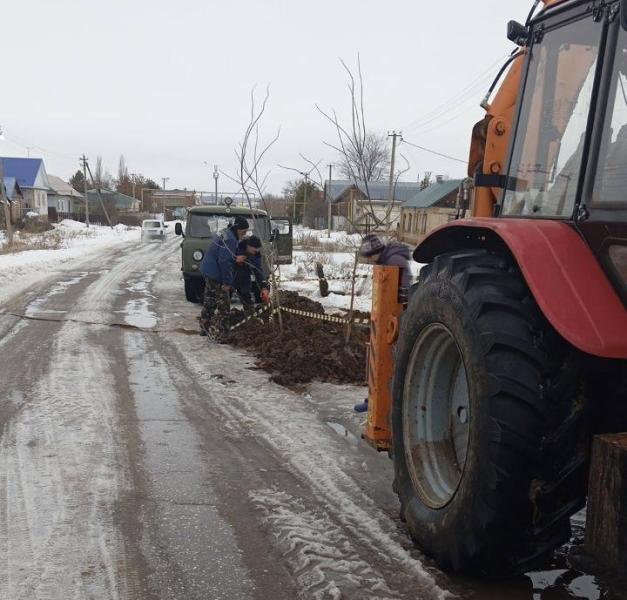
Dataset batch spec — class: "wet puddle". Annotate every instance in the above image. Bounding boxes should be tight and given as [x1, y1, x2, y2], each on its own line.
[326, 421, 360, 445]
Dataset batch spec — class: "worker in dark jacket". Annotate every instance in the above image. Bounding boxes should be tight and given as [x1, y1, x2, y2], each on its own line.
[234, 235, 270, 311]
[199, 216, 249, 336]
[354, 234, 412, 413]
[358, 234, 411, 289]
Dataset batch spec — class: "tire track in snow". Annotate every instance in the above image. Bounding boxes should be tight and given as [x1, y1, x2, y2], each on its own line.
[251, 488, 401, 600]
[0, 241, 176, 599]
[167, 336, 453, 600]
[0, 322, 125, 600]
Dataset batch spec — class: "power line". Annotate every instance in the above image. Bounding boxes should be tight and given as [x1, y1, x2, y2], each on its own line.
[400, 139, 466, 165]
[400, 53, 512, 134]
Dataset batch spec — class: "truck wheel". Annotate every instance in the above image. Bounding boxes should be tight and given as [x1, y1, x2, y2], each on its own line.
[185, 280, 203, 303]
[391, 249, 588, 575]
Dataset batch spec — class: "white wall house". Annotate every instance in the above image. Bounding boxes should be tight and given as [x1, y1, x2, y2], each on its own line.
[0, 157, 50, 219]
[47, 174, 83, 215]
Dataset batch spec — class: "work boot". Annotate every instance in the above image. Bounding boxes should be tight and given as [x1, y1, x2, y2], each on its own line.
[353, 399, 368, 413]
[199, 319, 210, 336]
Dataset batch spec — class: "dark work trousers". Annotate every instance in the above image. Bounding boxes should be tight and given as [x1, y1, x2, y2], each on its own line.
[200, 278, 231, 329]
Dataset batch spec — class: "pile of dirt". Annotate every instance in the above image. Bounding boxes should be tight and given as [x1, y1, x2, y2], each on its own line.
[224, 291, 369, 387]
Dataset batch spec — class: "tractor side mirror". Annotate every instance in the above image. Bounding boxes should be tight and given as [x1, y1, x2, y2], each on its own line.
[622, 0, 627, 30]
[507, 20, 530, 46]
[174, 222, 183, 236]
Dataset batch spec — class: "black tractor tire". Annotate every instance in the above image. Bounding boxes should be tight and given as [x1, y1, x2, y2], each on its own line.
[391, 249, 589, 575]
[185, 279, 204, 304]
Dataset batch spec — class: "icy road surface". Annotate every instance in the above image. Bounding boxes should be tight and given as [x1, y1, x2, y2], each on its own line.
[0, 233, 621, 599]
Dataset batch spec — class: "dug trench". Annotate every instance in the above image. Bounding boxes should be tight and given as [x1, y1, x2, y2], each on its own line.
[224, 291, 370, 387]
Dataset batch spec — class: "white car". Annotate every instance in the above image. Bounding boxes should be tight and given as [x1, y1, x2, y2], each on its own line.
[141, 219, 167, 242]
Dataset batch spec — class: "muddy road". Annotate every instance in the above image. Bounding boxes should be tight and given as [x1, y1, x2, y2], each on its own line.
[0, 236, 622, 600]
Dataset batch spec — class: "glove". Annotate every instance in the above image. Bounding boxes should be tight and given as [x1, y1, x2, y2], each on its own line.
[260, 289, 270, 303]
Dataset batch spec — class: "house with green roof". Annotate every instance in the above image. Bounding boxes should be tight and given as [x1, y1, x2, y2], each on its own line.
[399, 177, 462, 245]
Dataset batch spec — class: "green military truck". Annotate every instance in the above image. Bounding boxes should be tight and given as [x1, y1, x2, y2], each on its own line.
[174, 205, 292, 302]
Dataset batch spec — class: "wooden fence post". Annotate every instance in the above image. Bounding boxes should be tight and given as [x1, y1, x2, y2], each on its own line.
[585, 433, 627, 572]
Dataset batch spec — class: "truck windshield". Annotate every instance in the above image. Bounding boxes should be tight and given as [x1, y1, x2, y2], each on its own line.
[189, 213, 271, 239]
[502, 15, 602, 218]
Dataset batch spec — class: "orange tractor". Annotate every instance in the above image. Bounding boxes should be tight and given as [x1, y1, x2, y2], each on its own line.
[366, 0, 627, 575]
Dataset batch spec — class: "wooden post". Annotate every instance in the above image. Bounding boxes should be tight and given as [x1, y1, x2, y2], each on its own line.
[585, 433, 627, 572]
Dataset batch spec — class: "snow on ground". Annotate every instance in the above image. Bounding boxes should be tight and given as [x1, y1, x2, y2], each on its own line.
[0, 220, 140, 305]
[282, 228, 423, 313]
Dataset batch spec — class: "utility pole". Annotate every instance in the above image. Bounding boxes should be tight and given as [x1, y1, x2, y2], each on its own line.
[327, 164, 333, 238]
[80, 154, 90, 228]
[0, 153, 14, 248]
[387, 131, 402, 220]
[302, 173, 309, 227]
[84, 160, 113, 228]
[213, 165, 219, 204]
[161, 177, 169, 218]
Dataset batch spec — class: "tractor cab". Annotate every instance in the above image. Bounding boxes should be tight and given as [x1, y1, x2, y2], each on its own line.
[499, 0, 627, 303]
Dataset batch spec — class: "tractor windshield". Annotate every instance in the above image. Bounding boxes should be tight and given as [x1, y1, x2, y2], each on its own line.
[592, 28, 627, 208]
[502, 15, 602, 218]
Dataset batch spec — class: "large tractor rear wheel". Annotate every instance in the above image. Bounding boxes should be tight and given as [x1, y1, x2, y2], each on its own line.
[392, 249, 589, 575]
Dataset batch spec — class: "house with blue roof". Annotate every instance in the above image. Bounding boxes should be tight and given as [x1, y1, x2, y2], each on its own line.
[326, 179, 424, 232]
[0, 157, 50, 219]
[1, 177, 24, 225]
[399, 176, 462, 245]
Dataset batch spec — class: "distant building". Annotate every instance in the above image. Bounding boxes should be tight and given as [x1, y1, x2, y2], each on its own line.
[399, 177, 462, 245]
[146, 189, 195, 216]
[326, 180, 424, 232]
[0, 157, 50, 219]
[47, 175, 83, 218]
[86, 189, 140, 212]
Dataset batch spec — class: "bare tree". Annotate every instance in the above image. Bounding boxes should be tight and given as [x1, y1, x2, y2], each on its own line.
[116, 155, 133, 196]
[338, 132, 389, 182]
[221, 85, 284, 330]
[316, 57, 414, 341]
[316, 56, 403, 235]
[93, 156, 113, 190]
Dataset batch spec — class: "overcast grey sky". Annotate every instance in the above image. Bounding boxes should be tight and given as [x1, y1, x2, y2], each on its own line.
[1, 0, 533, 194]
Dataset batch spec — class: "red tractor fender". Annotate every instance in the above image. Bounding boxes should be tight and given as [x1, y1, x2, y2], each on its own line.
[413, 218, 627, 359]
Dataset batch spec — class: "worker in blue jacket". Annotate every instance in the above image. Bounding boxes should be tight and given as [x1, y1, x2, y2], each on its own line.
[199, 216, 249, 336]
[234, 235, 270, 311]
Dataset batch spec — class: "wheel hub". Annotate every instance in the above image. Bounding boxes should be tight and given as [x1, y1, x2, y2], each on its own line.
[402, 323, 470, 509]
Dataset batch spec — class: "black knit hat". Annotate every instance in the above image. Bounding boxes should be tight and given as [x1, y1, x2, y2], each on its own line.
[231, 216, 250, 231]
[359, 234, 385, 257]
[246, 235, 262, 248]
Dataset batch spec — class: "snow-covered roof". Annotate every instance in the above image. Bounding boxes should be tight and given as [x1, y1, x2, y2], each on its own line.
[47, 174, 83, 198]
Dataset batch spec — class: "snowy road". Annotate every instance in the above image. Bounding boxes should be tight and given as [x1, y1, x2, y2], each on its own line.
[0, 236, 617, 600]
